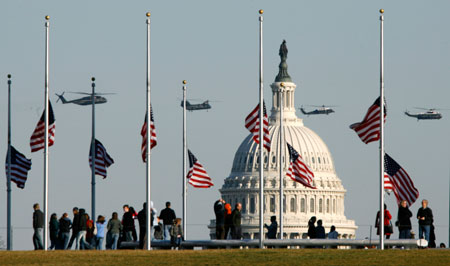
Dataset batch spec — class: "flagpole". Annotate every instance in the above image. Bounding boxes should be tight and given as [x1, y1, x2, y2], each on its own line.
[279, 82, 285, 239]
[145, 12, 152, 250]
[7, 74, 12, 250]
[258, 9, 264, 249]
[182, 80, 187, 240]
[379, 9, 385, 250]
[43, 15, 50, 251]
[91, 77, 96, 222]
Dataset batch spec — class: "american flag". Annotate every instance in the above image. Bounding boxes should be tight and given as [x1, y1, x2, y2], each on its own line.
[350, 97, 386, 144]
[141, 107, 157, 162]
[286, 143, 316, 189]
[5, 146, 32, 189]
[187, 150, 213, 188]
[384, 153, 419, 206]
[245, 101, 271, 151]
[30, 101, 55, 152]
[89, 139, 114, 178]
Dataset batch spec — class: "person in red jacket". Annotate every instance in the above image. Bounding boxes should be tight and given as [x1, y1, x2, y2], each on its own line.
[375, 204, 393, 239]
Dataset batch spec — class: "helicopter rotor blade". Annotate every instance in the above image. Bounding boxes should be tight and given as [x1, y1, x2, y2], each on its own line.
[68, 91, 116, 95]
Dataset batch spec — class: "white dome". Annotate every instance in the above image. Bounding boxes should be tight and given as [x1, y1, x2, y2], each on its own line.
[210, 41, 356, 240]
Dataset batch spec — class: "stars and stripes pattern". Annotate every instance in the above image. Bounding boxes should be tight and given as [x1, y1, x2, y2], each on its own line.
[286, 143, 316, 189]
[187, 150, 213, 188]
[349, 97, 386, 144]
[89, 139, 114, 178]
[30, 101, 55, 152]
[384, 153, 419, 206]
[141, 107, 157, 162]
[5, 146, 32, 189]
[245, 101, 271, 151]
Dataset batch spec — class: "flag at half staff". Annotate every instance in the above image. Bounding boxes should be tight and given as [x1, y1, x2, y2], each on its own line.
[187, 150, 213, 188]
[141, 107, 157, 162]
[89, 139, 114, 178]
[349, 97, 386, 144]
[384, 153, 419, 206]
[245, 101, 271, 151]
[30, 101, 55, 152]
[5, 146, 32, 189]
[286, 143, 316, 189]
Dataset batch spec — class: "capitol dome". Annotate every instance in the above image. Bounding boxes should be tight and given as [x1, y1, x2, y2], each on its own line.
[209, 40, 356, 239]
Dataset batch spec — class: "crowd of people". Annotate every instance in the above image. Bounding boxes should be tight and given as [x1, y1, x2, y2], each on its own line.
[375, 199, 439, 248]
[31, 201, 184, 250]
[31, 198, 442, 250]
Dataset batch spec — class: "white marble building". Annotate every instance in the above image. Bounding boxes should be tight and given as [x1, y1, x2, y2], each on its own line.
[209, 41, 357, 239]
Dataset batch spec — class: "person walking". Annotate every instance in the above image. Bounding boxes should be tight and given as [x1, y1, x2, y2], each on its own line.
[307, 216, 317, 239]
[417, 199, 433, 242]
[159, 202, 177, 241]
[49, 213, 59, 250]
[397, 200, 412, 239]
[264, 216, 278, 239]
[315, 219, 326, 239]
[59, 213, 72, 250]
[214, 199, 226, 239]
[231, 203, 242, 240]
[77, 209, 92, 249]
[170, 218, 183, 250]
[375, 204, 393, 239]
[107, 212, 122, 250]
[95, 215, 107, 250]
[67, 207, 80, 250]
[32, 203, 44, 250]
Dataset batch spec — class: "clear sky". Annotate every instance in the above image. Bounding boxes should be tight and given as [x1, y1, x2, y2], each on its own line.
[1, 0, 450, 250]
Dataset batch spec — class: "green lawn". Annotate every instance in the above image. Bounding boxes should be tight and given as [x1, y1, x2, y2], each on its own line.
[0, 249, 449, 266]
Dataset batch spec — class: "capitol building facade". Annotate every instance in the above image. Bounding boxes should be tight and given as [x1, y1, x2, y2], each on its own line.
[209, 41, 357, 239]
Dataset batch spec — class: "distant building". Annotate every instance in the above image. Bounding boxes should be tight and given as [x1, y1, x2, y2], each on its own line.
[209, 41, 357, 239]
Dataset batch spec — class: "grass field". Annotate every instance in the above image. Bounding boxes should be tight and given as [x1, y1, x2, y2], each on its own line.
[1, 249, 449, 266]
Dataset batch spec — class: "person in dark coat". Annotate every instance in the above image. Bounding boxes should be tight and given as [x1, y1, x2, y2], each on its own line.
[417, 199, 433, 242]
[265, 216, 278, 239]
[159, 202, 177, 241]
[214, 199, 226, 239]
[315, 219, 326, 239]
[170, 218, 183, 249]
[67, 207, 80, 249]
[122, 205, 134, 241]
[428, 222, 436, 248]
[397, 200, 412, 239]
[231, 203, 242, 239]
[49, 213, 59, 250]
[32, 203, 44, 250]
[77, 209, 92, 249]
[129, 206, 138, 242]
[59, 213, 72, 250]
[138, 202, 154, 249]
[307, 216, 317, 239]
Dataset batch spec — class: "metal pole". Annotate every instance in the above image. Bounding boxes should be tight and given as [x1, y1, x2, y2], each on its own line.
[379, 9, 385, 250]
[91, 77, 96, 221]
[7, 74, 12, 250]
[279, 83, 284, 239]
[145, 12, 152, 250]
[258, 9, 264, 249]
[43, 15, 50, 251]
[182, 80, 187, 240]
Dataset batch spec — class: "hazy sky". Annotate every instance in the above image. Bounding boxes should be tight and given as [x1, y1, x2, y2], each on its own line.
[2, 0, 450, 250]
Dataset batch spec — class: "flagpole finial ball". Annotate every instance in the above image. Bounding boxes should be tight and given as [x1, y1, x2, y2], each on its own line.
[146, 12, 151, 17]
[183, 80, 187, 84]
[45, 15, 50, 20]
[7, 74, 11, 79]
[379, 9, 384, 14]
[259, 9, 264, 14]
[91, 77, 95, 82]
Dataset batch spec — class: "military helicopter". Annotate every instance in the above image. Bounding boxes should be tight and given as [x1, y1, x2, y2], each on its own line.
[55, 92, 113, 106]
[180, 100, 212, 111]
[299, 105, 336, 116]
[404, 108, 444, 120]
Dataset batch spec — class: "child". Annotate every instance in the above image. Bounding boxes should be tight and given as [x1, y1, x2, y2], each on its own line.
[170, 218, 183, 249]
